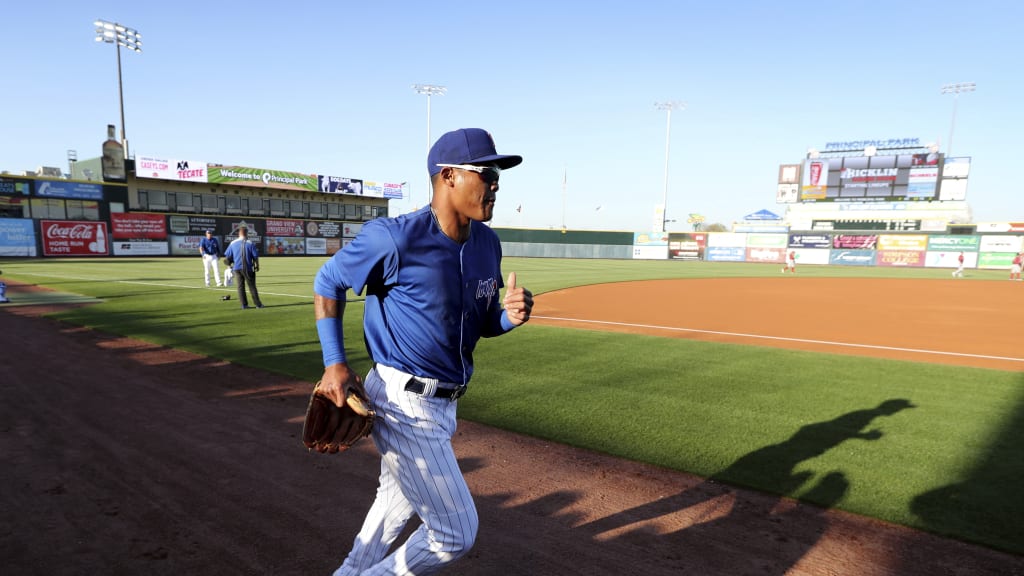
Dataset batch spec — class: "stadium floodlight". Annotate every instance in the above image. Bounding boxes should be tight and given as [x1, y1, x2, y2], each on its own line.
[94, 19, 142, 160]
[413, 84, 447, 203]
[940, 82, 975, 157]
[655, 101, 686, 232]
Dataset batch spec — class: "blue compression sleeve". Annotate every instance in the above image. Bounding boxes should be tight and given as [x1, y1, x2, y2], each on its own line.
[500, 309, 517, 333]
[316, 317, 346, 366]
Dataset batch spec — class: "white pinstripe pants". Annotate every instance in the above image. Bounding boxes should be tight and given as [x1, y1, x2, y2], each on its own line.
[333, 366, 478, 575]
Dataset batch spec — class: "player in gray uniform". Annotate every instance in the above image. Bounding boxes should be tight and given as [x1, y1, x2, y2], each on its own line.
[313, 128, 533, 575]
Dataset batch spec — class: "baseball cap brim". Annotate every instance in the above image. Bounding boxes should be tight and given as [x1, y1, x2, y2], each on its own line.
[467, 154, 522, 170]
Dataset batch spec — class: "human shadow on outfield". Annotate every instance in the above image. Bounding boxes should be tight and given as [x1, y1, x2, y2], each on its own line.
[574, 399, 915, 575]
[908, 373, 1024, 556]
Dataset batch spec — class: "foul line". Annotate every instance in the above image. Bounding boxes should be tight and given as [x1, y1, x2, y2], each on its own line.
[532, 315, 1024, 364]
[10, 271, 313, 300]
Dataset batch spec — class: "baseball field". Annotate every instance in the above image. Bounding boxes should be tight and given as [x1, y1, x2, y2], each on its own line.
[1, 256, 1022, 575]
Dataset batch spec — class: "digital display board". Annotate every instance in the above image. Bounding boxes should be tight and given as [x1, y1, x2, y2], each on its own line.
[792, 153, 963, 204]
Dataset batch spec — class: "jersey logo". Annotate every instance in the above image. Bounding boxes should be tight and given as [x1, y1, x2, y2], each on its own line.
[476, 278, 498, 307]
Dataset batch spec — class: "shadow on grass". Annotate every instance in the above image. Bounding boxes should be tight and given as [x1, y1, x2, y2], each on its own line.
[908, 373, 1024, 555]
[574, 399, 915, 575]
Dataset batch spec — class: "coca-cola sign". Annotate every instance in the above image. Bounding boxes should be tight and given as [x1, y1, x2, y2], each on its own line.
[42, 220, 109, 256]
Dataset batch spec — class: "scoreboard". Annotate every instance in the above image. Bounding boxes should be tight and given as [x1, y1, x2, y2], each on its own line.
[776, 155, 970, 204]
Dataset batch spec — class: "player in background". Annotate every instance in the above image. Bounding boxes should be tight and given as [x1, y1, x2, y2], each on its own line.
[312, 128, 533, 575]
[1011, 252, 1023, 281]
[783, 250, 797, 273]
[199, 229, 223, 287]
[952, 251, 965, 278]
[223, 226, 263, 309]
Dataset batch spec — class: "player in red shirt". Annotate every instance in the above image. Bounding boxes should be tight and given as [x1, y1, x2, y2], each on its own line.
[783, 250, 797, 273]
[1011, 252, 1023, 281]
[952, 252, 965, 278]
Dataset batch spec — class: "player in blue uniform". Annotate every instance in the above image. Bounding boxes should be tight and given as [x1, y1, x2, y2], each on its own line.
[223, 226, 263, 309]
[199, 229, 222, 287]
[314, 128, 533, 575]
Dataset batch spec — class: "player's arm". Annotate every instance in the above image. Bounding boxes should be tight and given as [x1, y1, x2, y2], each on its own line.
[314, 292, 361, 407]
[312, 220, 394, 402]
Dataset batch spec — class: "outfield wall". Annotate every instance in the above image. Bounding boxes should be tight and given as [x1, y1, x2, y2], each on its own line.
[492, 228, 1024, 270]
[3, 215, 1022, 271]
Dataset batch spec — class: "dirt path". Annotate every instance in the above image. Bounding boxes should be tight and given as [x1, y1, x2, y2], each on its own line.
[1, 280, 1022, 575]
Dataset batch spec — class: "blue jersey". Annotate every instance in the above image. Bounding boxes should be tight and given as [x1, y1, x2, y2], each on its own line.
[224, 238, 259, 273]
[315, 207, 508, 385]
[199, 236, 220, 256]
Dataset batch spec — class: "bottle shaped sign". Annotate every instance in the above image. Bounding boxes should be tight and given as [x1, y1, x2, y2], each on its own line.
[101, 124, 126, 182]
[93, 224, 106, 253]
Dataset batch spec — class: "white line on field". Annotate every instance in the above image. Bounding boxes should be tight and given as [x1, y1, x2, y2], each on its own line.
[11, 271, 314, 300]
[532, 315, 1024, 364]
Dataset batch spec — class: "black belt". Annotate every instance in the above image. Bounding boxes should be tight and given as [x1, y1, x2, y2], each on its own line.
[405, 379, 468, 400]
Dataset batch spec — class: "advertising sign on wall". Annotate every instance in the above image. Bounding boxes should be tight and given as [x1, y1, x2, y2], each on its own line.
[113, 241, 169, 256]
[169, 234, 203, 256]
[209, 165, 318, 192]
[978, 252, 1018, 269]
[0, 218, 37, 257]
[979, 235, 1023, 252]
[136, 156, 209, 182]
[317, 176, 365, 195]
[265, 237, 305, 255]
[305, 220, 343, 239]
[746, 233, 787, 247]
[111, 213, 167, 240]
[705, 246, 745, 262]
[791, 248, 830, 265]
[168, 215, 218, 235]
[832, 235, 878, 249]
[876, 250, 925, 267]
[746, 246, 785, 263]
[306, 237, 328, 256]
[41, 220, 109, 256]
[927, 235, 980, 251]
[788, 233, 832, 249]
[35, 180, 104, 200]
[668, 233, 707, 260]
[829, 249, 876, 266]
[877, 234, 928, 251]
[707, 232, 747, 247]
[342, 222, 363, 238]
[265, 219, 305, 237]
[801, 159, 829, 200]
[925, 251, 978, 268]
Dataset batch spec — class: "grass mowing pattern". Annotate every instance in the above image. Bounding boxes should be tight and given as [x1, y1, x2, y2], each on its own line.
[1, 256, 1021, 554]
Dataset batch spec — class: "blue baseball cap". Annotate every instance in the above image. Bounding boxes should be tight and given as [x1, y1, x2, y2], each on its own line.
[427, 128, 522, 176]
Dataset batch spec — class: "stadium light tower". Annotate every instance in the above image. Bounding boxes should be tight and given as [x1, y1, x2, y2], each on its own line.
[94, 19, 142, 160]
[940, 82, 975, 157]
[655, 101, 686, 232]
[412, 84, 446, 203]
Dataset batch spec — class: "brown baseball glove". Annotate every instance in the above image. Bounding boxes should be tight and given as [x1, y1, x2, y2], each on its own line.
[302, 381, 375, 454]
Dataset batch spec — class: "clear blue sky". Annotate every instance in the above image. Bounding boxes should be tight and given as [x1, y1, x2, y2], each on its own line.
[2, 1, 1020, 231]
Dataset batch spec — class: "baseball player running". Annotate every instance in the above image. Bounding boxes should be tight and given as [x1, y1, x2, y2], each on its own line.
[313, 128, 533, 575]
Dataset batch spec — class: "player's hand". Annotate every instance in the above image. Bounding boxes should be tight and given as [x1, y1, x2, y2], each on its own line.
[318, 362, 362, 408]
[502, 271, 533, 326]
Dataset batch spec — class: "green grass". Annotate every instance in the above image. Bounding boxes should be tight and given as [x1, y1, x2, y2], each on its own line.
[1, 256, 1022, 554]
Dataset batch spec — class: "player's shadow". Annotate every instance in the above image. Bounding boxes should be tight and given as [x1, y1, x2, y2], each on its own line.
[576, 398, 916, 575]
